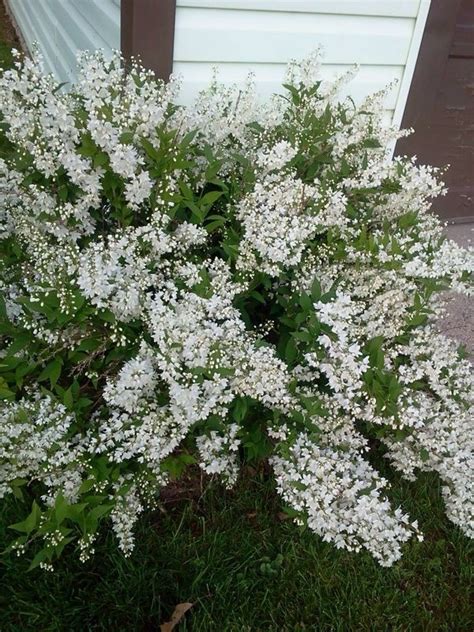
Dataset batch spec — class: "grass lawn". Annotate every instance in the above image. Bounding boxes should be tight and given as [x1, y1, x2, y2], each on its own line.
[0, 466, 473, 631]
[0, 35, 13, 69]
[0, 9, 472, 632]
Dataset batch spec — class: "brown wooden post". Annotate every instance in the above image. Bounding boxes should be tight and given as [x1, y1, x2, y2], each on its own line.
[121, 0, 177, 81]
[396, 0, 474, 222]
[396, 0, 463, 138]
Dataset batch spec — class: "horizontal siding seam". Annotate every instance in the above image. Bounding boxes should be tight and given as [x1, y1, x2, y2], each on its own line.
[176, 1, 421, 18]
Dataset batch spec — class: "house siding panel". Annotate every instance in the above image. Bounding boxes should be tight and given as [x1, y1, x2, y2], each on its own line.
[7, 0, 120, 83]
[173, 0, 430, 123]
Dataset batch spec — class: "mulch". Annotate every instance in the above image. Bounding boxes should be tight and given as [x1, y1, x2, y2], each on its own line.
[0, 0, 22, 49]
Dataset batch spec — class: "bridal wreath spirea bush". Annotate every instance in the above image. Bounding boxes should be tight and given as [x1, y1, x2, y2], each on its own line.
[0, 51, 473, 570]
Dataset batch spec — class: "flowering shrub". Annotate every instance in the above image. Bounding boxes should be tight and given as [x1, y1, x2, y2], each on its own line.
[0, 51, 473, 571]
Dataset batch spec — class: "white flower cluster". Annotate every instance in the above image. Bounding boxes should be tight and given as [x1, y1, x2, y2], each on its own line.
[110, 482, 144, 556]
[272, 433, 422, 567]
[384, 328, 474, 536]
[0, 396, 85, 502]
[0, 50, 472, 566]
[196, 423, 241, 487]
[237, 175, 322, 275]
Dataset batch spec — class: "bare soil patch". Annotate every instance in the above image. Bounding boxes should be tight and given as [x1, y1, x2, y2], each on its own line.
[0, 0, 21, 49]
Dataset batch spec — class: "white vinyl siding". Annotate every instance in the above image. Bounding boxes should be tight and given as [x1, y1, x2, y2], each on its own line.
[174, 0, 430, 124]
[7, 0, 120, 84]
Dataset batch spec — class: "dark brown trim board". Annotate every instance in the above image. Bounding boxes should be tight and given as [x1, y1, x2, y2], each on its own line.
[397, 0, 463, 133]
[396, 0, 474, 222]
[121, 0, 177, 81]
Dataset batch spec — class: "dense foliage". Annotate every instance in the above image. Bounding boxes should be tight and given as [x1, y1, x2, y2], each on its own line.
[0, 51, 472, 571]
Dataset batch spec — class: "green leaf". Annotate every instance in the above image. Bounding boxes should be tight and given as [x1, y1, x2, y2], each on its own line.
[141, 138, 160, 161]
[0, 294, 7, 319]
[204, 219, 226, 233]
[55, 494, 69, 524]
[282, 83, 301, 106]
[179, 180, 194, 201]
[398, 211, 419, 229]
[200, 190, 223, 209]
[292, 330, 312, 343]
[9, 501, 41, 534]
[183, 199, 204, 222]
[419, 448, 430, 463]
[64, 503, 88, 526]
[232, 396, 249, 423]
[365, 336, 385, 370]
[300, 395, 326, 418]
[62, 386, 74, 409]
[11, 485, 24, 500]
[58, 185, 69, 201]
[362, 138, 382, 149]
[285, 337, 297, 364]
[161, 454, 196, 479]
[93, 151, 109, 168]
[250, 290, 266, 305]
[87, 504, 113, 527]
[180, 129, 198, 148]
[99, 309, 116, 323]
[79, 478, 96, 494]
[119, 131, 135, 144]
[281, 506, 301, 519]
[8, 333, 33, 355]
[246, 121, 265, 134]
[407, 314, 428, 328]
[394, 428, 411, 442]
[77, 397, 93, 410]
[311, 279, 322, 302]
[28, 548, 50, 571]
[298, 293, 313, 313]
[0, 386, 15, 401]
[71, 380, 80, 399]
[52, 81, 69, 94]
[38, 357, 62, 388]
[55, 536, 75, 557]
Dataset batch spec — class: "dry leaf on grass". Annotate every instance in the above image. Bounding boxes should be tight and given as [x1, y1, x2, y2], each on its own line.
[160, 602, 194, 632]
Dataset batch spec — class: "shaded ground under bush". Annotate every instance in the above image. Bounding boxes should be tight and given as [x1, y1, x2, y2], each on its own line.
[0, 0, 20, 69]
